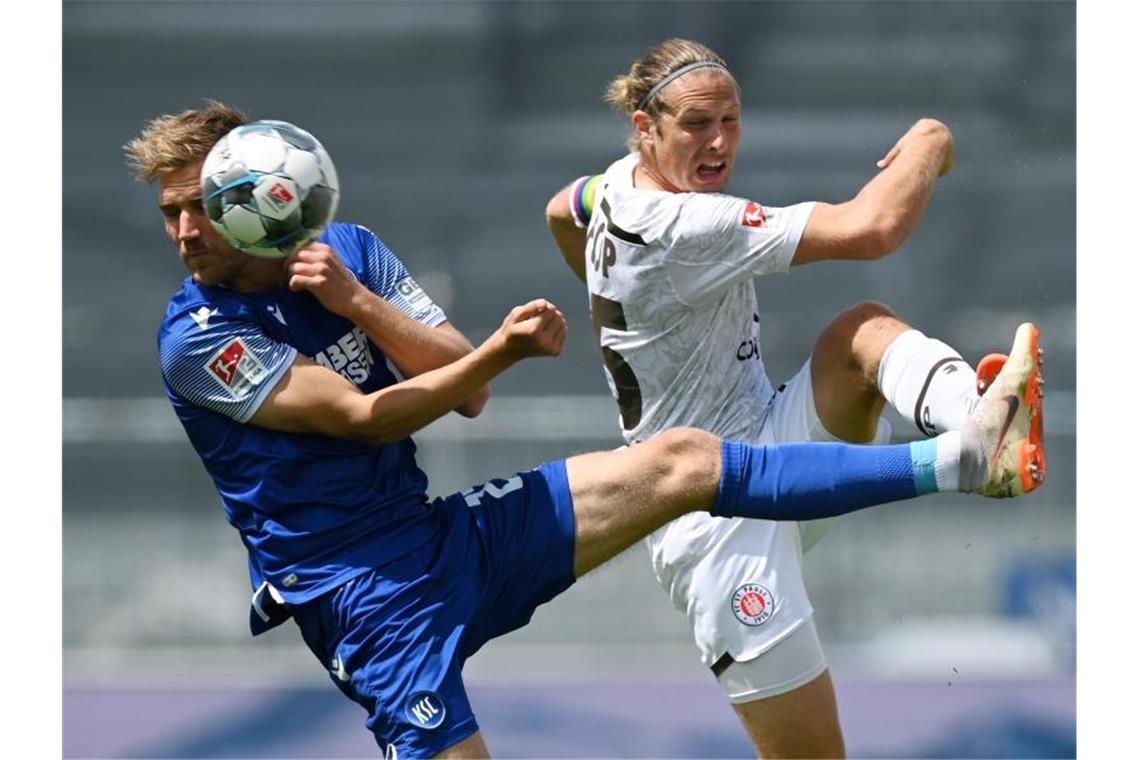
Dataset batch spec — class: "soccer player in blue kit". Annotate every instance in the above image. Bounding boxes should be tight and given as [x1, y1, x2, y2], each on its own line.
[127, 103, 1044, 758]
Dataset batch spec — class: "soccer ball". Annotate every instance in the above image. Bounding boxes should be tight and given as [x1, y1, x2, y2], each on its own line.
[200, 120, 339, 258]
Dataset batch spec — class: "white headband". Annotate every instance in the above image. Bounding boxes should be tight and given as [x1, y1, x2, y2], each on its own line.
[637, 61, 732, 111]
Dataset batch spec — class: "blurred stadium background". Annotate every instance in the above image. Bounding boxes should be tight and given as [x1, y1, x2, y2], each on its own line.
[63, 1, 1075, 757]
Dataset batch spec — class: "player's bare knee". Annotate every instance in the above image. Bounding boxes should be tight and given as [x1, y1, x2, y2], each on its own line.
[815, 301, 901, 379]
[819, 301, 897, 350]
[654, 427, 719, 467]
[646, 428, 721, 514]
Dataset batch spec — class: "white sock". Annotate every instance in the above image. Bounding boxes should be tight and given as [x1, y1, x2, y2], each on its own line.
[878, 329, 977, 437]
[935, 431, 963, 492]
[911, 431, 964, 493]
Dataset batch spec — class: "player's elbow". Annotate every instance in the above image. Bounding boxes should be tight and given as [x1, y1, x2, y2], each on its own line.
[544, 199, 562, 231]
[456, 384, 491, 418]
[864, 215, 908, 258]
[545, 191, 575, 232]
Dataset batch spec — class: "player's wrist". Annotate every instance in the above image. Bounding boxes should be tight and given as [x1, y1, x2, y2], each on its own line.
[476, 332, 522, 370]
[336, 283, 384, 322]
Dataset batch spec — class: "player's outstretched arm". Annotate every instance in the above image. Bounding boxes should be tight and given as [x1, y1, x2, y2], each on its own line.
[250, 299, 567, 443]
[545, 175, 601, 284]
[792, 118, 955, 266]
[286, 242, 489, 417]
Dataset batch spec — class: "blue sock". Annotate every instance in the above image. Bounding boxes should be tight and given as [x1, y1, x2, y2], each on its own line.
[711, 438, 943, 521]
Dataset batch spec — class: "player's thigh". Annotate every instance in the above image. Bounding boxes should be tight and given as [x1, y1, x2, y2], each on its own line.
[734, 668, 845, 759]
[290, 528, 482, 757]
[432, 730, 490, 759]
[564, 429, 721, 577]
[657, 514, 842, 756]
[714, 617, 842, 757]
[457, 462, 577, 649]
[770, 359, 891, 446]
[658, 512, 813, 672]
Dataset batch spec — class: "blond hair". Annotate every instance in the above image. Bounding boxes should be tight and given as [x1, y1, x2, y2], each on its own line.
[605, 39, 738, 151]
[124, 101, 250, 182]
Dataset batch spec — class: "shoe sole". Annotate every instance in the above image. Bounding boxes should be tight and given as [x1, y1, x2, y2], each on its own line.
[985, 324, 1046, 495]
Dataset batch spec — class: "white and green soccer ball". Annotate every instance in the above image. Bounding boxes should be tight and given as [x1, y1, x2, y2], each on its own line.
[200, 120, 339, 258]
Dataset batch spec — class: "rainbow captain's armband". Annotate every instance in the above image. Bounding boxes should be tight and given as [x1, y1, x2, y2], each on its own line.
[569, 174, 603, 229]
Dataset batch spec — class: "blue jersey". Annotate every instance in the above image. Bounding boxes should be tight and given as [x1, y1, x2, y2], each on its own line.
[158, 222, 448, 604]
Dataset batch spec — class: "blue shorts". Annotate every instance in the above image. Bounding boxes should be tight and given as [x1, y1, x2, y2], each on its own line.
[291, 460, 577, 758]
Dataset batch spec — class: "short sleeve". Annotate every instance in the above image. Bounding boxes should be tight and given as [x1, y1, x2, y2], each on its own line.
[159, 309, 297, 423]
[663, 194, 816, 305]
[355, 226, 448, 327]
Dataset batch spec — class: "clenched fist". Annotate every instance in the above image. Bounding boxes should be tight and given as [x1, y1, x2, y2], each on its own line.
[876, 118, 955, 177]
[285, 242, 364, 317]
[494, 299, 568, 361]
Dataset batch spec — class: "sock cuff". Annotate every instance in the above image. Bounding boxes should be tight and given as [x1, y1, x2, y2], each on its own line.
[909, 437, 941, 495]
[712, 440, 748, 517]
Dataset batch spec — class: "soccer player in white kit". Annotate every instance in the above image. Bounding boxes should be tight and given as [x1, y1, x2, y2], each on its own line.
[546, 39, 1046, 758]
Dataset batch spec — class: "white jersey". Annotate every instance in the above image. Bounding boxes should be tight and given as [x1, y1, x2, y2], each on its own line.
[585, 153, 823, 669]
[586, 153, 814, 446]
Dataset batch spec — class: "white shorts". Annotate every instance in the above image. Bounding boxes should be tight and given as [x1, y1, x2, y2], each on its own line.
[646, 359, 890, 698]
[714, 614, 828, 703]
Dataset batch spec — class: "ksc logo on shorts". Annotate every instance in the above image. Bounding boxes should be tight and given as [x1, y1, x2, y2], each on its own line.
[731, 583, 775, 626]
[405, 691, 446, 729]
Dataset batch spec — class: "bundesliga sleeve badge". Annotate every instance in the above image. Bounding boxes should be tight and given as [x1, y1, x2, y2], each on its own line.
[205, 337, 269, 399]
[740, 201, 767, 228]
[731, 583, 776, 626]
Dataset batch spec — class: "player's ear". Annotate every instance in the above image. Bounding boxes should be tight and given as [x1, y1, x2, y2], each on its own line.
[633, 111, 655, 146]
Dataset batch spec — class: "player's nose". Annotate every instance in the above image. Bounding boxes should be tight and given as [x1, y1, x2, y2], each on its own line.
[178, 209, 202, 240]
[708, 127, 729, 152]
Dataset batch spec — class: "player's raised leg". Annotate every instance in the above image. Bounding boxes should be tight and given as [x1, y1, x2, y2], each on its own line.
[810, 300, 981, 443]
[566, 325, 1044, 576]
[433, 731, 490, 759]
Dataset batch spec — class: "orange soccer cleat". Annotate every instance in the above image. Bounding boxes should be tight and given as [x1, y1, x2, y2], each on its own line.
[965, 324, 1047, 496]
